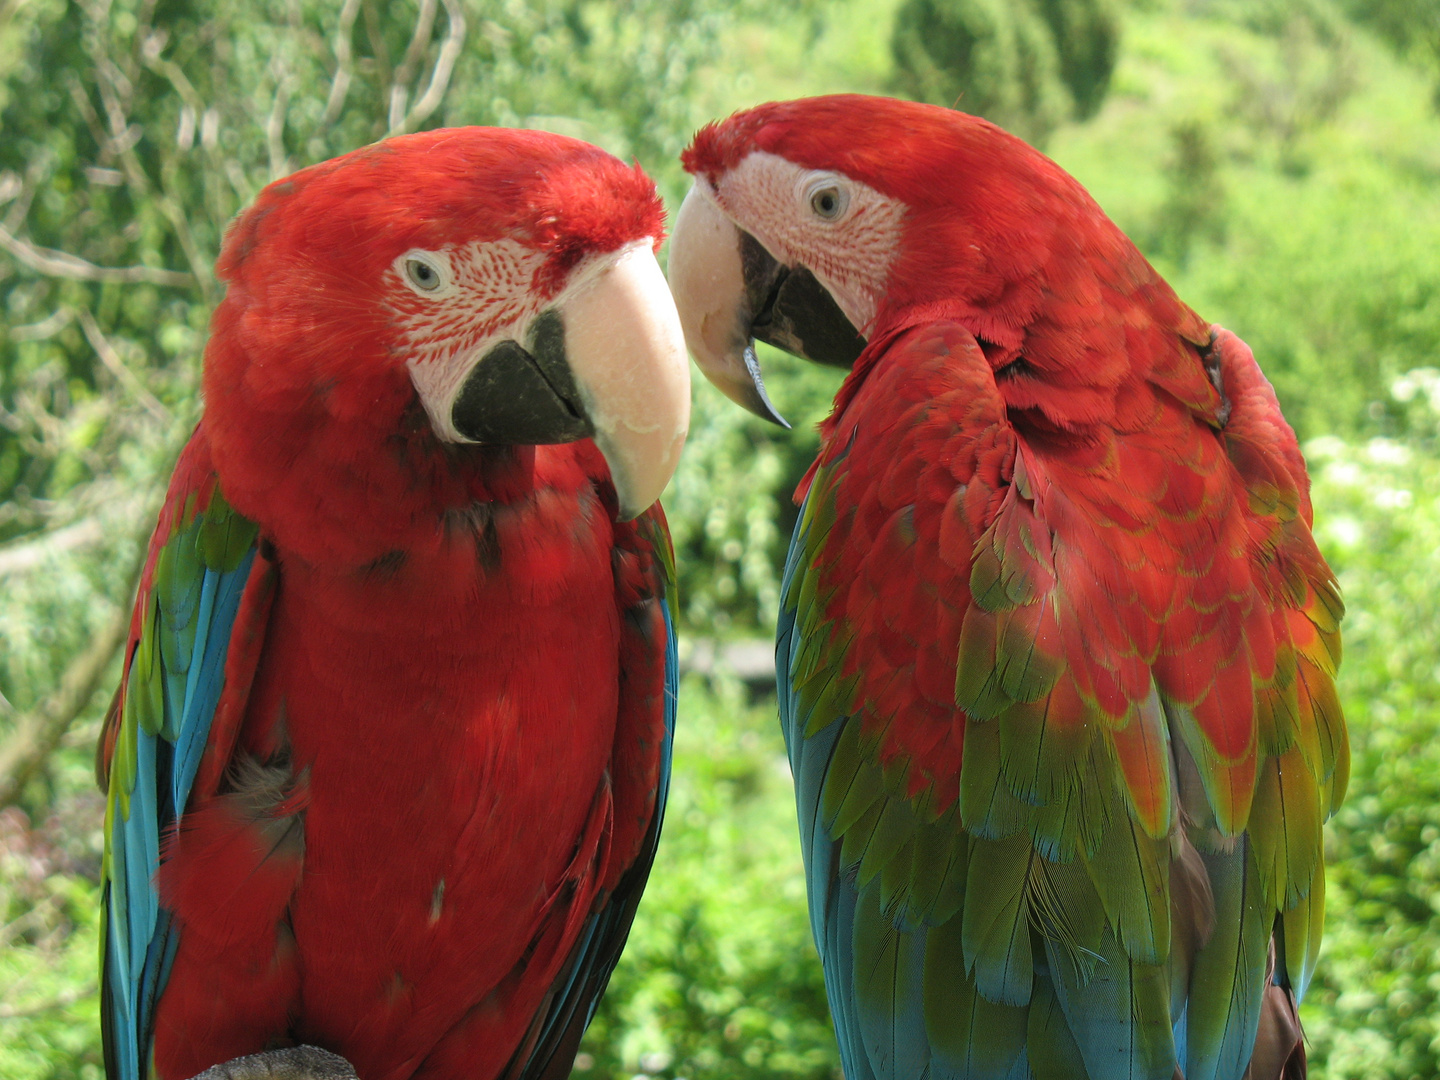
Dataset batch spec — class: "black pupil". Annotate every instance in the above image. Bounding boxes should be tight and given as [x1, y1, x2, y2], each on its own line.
[816, 190, 837, 215]
[411, 260, 436, 287]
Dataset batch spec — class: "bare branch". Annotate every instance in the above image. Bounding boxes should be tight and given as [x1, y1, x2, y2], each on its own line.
[0, 519, 105, 578]
[67, 77, 114, 170]
[0, 488, 159, 808]
[176, 105, 196, 150]
[201, 107, 220, 149]
[0, 984, 98, 1020]
[266, 73, 294, 180]
[8, 308, 74, 342]
[90, 23, 217, 302]
[224, 159, 255, 208]
[4, 156, 48, 234]
[151, 163, 217, 304]
[94, 62, 150, 196]
[397, 0, 466, 134]
[386, 0, 437, 135]
[321, 0, 363, 127]
[76, 307, 171, 424]
[141, 37, 208, 122]
[0, 221, 192, 287]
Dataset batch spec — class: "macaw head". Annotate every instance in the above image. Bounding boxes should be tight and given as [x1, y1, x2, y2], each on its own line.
[205, 126, 689, 521]
[668, 94, 1182, 429]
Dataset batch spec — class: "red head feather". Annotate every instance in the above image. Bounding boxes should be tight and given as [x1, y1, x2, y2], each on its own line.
[223, 128, 663, 283]
[683, 96, 1219, 432]
[203, 127, 667, 565]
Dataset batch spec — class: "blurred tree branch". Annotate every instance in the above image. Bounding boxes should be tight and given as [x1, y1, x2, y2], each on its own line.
[77, 307, 172, 424]
[320, 0, 363, 127]
[0, 520, 105, 577]
[387, 0, 438, 132]
[0, 219, 190, 286]
[0, 488, 158, 808]
[0, 983, 97, 1020]
[387, 0, 465, 136]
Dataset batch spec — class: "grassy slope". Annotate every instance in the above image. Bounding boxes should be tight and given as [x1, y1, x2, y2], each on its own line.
[1052, 4, 1440, 439]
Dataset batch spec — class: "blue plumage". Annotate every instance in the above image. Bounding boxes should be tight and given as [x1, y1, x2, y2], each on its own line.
[778, 494, 880, 1080]
[102, 517, 260, 1080]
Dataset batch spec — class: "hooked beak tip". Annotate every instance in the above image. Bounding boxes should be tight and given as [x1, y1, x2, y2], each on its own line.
[670, 184, 792, 428]
[742, 344, 791, 429]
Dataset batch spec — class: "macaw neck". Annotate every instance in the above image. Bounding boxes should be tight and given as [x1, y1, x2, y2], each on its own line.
[823, 301, 1023, 439]
[204, 397, 555, 570]
[826, 268, 1220, 445]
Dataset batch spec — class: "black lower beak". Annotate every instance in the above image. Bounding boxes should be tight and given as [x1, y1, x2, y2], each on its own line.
[451, 311, 596, 446]
[740, 232, 867, 372]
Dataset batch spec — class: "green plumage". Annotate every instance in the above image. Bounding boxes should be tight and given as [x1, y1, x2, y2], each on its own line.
[100, 464, 262, 1080]
[960, 834, 1034, 1006]
[924, 915, 1029, 1075]
[768, 315, 1344, 1080]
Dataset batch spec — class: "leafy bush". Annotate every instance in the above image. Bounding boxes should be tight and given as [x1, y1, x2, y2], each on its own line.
[1301, 371, 1440, 1080]
[0, 799, 104, 1080]
[579, 679, 837, 1080]
[889, 0, 1119, 144]
[1335, 0, 1440, 102]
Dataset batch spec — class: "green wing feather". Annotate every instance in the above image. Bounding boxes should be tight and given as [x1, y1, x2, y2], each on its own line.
[779, 322, 1343, 1080]
[99, 432, 264, 1080]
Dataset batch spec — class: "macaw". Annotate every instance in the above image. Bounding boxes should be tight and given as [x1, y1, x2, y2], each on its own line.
[97, 127, 690, 1080]
[668, 95, 1345, 1080]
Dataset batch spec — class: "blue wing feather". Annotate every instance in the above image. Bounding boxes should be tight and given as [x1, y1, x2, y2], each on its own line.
[174, 554, 253, 814]
[102, 495, 260, 1080]
[779, 491, 879, 1080]
[783, 485, 1029, 1080]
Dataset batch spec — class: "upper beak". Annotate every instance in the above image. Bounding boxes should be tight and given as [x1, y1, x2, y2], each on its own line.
[451, 241, 690, 520]
[666, 182, 866, 427]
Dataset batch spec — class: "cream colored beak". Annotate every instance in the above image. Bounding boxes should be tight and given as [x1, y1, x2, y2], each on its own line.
[666, 183, 790, 427]
[561, 241, 691, 520]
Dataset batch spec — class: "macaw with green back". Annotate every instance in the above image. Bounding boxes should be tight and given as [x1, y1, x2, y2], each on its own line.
[97, 127, 690, 1080]
[668, 95, 1345, 1080]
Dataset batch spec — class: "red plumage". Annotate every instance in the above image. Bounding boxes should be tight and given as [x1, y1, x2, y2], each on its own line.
[98, 128, 677, 1080]
[678, 96, 1343, 1078]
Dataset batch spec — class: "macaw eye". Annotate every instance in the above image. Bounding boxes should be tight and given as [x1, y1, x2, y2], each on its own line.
[810, 186, 846, 219]
[801, 173, 852, 222]
[395, 249, 452, 296]
[407, 258, 441, 291]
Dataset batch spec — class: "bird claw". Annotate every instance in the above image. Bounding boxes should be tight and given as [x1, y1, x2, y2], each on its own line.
[187, 1045, 359, 1080]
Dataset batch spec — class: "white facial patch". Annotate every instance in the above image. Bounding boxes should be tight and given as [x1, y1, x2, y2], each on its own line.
[392, 237, 551, 442]
[703, 150, 906, 334]
[394, 237, 676, 448]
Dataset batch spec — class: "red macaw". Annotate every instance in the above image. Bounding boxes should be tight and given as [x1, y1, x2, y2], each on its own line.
[668, 95, 1345, 1080]
[98, 127, 689, 1080]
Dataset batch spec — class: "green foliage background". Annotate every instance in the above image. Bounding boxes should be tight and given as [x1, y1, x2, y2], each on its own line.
[2, 0, 1440, 1077]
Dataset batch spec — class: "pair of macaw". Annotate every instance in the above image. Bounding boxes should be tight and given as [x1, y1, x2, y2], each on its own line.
[99, 95, 1344, 1080]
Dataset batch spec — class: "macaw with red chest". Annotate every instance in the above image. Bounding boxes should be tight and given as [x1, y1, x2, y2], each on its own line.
[668, 95, 1345, 1080]
[98, 127, 689, 1080]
